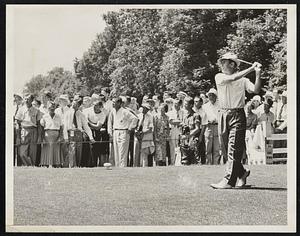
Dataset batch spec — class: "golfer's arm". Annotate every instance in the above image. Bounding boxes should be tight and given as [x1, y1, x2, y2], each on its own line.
[228, 66, 255, 82]
[253, 69, 262, 94]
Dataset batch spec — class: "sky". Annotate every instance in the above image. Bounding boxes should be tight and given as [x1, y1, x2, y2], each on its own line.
[7, 5, 114, 93]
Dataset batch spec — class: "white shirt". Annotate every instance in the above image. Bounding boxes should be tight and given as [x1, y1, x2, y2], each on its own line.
[202, 101, 220, 125]
[215, 73, 255, 108]
[83, 107, 108, 125]
[40, 113, 62, 130]
[108, 107, 138, 135]
[63, 108, 93, 140]
[15, 105, 43, 127]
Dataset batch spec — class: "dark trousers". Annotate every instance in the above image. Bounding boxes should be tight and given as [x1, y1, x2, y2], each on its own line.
[36, 144, 41, 166]
[196, 132, 206, 164]
[68, 130, 83, 167]
[81, 133, 93, 167]
[19, 127, 38, 166]
[219, 108, 247, 186]
[127, 131, 134, 167]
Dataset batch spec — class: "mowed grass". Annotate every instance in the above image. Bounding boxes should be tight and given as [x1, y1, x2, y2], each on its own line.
[14, 165, 287, 226]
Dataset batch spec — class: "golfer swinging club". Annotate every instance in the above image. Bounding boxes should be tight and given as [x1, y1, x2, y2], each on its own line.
[210, 52, 262, 189]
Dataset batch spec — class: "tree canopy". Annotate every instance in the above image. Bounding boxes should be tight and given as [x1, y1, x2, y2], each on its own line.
[24, 8, 287, 101]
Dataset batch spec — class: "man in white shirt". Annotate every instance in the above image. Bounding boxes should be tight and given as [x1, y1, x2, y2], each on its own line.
[55, 94, 71, 167]
[108, 97, 138, 167]
[15, 94, 43, 166]
[167, 99, 184, 165]
[211, 52, 262, 189]
[203, 88, 221, 165]
[193, 96, 207, 164]
[64, 96, 95, 167]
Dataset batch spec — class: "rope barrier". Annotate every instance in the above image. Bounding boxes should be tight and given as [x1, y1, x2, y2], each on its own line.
[13, 138, 189, 146]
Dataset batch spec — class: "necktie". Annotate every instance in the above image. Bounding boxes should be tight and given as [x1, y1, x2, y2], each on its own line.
[73, 111, 78, 129]
[138, 114, 145, 131]
[278, 104, 284, 120]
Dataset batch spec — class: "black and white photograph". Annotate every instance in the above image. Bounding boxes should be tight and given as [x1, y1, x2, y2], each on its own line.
[5, 4, 296, 232]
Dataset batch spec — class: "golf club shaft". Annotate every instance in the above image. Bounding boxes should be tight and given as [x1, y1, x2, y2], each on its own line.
[238, 59, 253, 65]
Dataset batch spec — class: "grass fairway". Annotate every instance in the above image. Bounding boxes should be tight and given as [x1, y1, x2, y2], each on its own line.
[14, 165, 287, 226]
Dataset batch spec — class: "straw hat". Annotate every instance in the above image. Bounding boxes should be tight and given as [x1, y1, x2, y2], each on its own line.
[218, 52, 240, 67]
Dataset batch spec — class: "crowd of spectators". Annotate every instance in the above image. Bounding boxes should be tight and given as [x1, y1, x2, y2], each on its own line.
[13, 87, 287, 168]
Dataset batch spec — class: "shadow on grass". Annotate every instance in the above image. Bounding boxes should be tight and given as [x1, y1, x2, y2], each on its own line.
[233, 185, 287, 191]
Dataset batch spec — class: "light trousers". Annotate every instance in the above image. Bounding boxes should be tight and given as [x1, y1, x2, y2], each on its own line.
[205, 124, 221, 165]
[113, 130, 130, 167]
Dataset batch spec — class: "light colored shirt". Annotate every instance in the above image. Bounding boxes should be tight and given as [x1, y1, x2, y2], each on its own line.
[40, 113, 62, 130]
[108, 107, 138, 135]
[215, 73, 255, 108]
[83, 107, 108, 125]
[15, 105, 43, 127]
[202, 101, 219, 125]
[137, 112, 155, 149]
[63, 108, 93, 140]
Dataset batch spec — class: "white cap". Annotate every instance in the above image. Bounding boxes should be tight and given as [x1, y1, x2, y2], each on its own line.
[252, 95, 261, 103]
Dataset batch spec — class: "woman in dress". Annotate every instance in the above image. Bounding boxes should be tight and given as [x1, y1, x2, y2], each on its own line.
[154, 103, 170, 166]
[40, 101, 63, 167]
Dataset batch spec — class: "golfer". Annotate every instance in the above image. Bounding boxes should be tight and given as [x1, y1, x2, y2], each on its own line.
[210, 53, 262, 189]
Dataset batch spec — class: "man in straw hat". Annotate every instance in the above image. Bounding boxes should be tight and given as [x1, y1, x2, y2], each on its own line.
[210, 52, 262, 189]
[203, 88, 221, 165]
